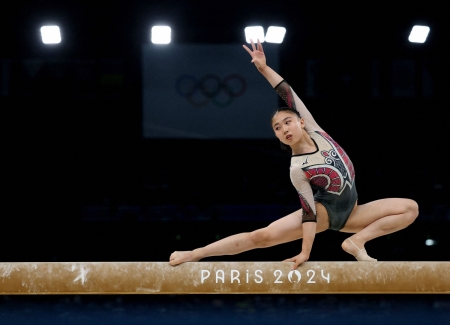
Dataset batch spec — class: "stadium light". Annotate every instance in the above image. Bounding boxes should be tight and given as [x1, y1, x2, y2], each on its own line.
[40, 25, 61, 44]
[244, 26, 265, 43]
[425, 239, 437, 246]
[408, 25, 430, 43]
[265, 26, 286, 43]
[151, 26, 171, 44]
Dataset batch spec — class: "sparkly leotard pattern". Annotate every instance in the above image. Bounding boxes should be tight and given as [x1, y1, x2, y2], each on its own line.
[275, 80, 358, 230]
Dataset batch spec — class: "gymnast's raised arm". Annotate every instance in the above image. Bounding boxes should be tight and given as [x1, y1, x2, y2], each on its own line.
[243, 40, 323, 133]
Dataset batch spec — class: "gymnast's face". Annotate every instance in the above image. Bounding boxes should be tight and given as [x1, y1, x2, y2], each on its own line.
[271, 111, 306, 146]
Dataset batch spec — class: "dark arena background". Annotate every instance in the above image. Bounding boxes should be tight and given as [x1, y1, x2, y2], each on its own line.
[1, 0, 449, 324]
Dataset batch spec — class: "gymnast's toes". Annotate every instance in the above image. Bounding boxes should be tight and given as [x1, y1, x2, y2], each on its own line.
[169, 251, 180, 266]
[169, 251, 194, 266]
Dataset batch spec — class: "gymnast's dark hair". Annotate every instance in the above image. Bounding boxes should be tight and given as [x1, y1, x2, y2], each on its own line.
[270, 107, 301, 153]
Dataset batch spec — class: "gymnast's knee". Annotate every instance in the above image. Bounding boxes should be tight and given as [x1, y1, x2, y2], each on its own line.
[404, 199, 419, 224]
[249, 228, 273, 248]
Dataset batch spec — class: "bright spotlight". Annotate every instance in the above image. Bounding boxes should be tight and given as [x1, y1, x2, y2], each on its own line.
[425, 239, 437, 246]
[265, 26, 286, 43]
[244, 26, 265, 43]
[408, 25, 430, 43]
[151, 26, 171, 44]
[40, 25, 61, 44]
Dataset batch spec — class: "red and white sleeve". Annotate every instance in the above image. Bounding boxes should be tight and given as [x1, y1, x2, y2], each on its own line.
[274, 80, 324, 133]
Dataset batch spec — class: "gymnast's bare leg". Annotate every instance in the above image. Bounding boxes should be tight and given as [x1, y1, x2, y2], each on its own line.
[169, 203, 330, 266]
[341, 198, 419, 260]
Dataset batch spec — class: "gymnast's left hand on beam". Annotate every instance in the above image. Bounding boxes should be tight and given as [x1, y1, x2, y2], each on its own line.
[283, 251, 310, 270]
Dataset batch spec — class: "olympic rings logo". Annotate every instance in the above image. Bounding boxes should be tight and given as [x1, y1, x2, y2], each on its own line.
[175, 74, 247, 108]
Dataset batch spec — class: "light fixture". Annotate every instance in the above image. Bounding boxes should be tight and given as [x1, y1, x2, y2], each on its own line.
[40, 25, 61, 44]
[265, 26, 286, 43]
[408, 25, 430, 43]
[244, 26, 265, 43]
[151, 26, 171, 44]
[425, 239, 437, 246]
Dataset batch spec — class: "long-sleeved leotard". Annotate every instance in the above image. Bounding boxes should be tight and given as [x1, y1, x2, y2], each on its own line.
[275, 80, 357, 231]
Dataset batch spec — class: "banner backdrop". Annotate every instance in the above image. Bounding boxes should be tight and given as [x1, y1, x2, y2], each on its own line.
[142, 44, 279, 139]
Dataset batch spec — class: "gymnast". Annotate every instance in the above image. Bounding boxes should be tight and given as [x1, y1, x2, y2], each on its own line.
[170, 40, 418, 269]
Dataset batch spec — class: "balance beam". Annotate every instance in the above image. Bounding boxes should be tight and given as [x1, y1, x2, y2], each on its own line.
[1, 262, 449, 294]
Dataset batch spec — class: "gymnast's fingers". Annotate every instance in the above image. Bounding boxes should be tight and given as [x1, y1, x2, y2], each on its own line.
[242, 44, 253, 56]
[257, 38, 264, 52]
[250, 38, 256, 51]
[282, 257, 296, 262]
[292, 260, 302, 270]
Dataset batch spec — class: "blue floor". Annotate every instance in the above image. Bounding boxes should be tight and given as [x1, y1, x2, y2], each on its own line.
[1, 295, 449, 325]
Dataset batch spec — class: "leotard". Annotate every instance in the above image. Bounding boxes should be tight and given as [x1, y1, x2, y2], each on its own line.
[275, 80, 357, 231]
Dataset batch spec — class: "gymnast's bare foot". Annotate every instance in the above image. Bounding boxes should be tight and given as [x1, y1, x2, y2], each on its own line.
[169, 251, 201, 266]
[342, 235, 377, 262]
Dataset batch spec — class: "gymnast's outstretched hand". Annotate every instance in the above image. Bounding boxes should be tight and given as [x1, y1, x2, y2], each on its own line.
[283, 252, 310, 270]
[242, 39, 266, 69]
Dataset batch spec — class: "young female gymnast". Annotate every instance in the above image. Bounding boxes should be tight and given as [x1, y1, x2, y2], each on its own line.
[169, 40, 418, 269]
